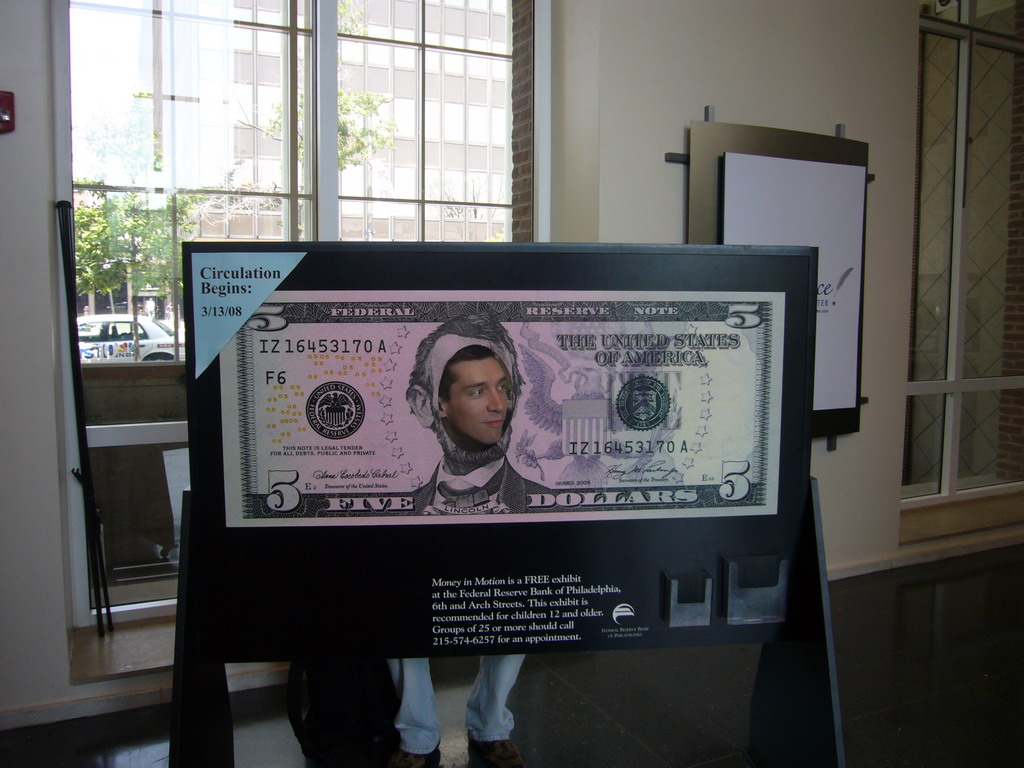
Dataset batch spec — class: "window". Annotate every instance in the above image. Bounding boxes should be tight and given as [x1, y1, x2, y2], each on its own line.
[904, 2, 1024, 510]
[331, 0, 517, 241]
[65, 0, 532, 622]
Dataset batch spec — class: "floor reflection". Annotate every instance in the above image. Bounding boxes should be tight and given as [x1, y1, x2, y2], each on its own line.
[5, 543, 1024, 767]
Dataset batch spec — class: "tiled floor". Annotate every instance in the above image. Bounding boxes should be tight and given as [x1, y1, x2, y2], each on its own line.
[4, 543, 1024, 767]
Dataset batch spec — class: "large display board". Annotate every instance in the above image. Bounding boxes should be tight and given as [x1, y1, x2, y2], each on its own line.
[184, 243, 816, 661]
[722, 153, 866, 416]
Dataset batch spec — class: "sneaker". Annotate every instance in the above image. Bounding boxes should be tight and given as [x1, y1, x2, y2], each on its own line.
[387, 747, 440, 768]
[469, 738, 526, 768]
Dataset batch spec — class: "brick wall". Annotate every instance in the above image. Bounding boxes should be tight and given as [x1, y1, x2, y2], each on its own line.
[998, 12, 1024, 479]
[510, 0, 533, 242]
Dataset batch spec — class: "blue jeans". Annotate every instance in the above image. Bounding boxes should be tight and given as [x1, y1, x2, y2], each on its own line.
[387, 655, 526, 755]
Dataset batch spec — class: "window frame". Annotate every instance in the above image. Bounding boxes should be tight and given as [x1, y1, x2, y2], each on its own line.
[55, 0, 549, 627]
[904, 12, 1024, 510]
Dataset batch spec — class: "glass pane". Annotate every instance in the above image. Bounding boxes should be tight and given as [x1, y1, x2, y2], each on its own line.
[958, 388, 1024, 489]
[198, 24, 302, 192]
[430, 0, 509, 54]
[337, 40, 403, 195]
[296, 197, 314, 238]
[73, 0, 309, 25]
[424, 203, 509, 241]
[91, 441, 187, 606]
[73, 188, 187, 359]
[70, 5, 310, 196]
[233, 0, 311, 28]
[912, 33, 958, 382]
[226, 27, 305, 192]
[972, 0, 1019, 35]
[77, 313, 186, 365]
[345, 0, 420, 41]
[424, 52, 510, 205]
[82, 363, 186, 426]
[191, 193, 293, 240]
[903, 394, 947, 498]
[964, 44, 1024, 378]
[69, 6, 162, 188]
[340, 199, 420, 240]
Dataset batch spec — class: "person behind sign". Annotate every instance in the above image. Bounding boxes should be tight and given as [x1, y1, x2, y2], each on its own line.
[406, 313, 531, 516]
[387, 314, 527, 768]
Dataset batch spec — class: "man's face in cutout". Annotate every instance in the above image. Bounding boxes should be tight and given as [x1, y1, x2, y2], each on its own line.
[438, 355, 510, 452]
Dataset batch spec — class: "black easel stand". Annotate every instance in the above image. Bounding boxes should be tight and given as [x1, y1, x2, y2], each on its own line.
[168, 480, 844, 768]
[55, 200, 113, 637]
[169, 492, 234, 768]
[744, 478, 846, 768]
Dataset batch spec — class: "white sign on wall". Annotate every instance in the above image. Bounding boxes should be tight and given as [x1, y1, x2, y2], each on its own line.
[722, 152, 866, 412]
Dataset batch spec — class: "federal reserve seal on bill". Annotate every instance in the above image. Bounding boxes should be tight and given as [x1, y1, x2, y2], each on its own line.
[616, 375, 671, 430]
[306, 381, 365, 439]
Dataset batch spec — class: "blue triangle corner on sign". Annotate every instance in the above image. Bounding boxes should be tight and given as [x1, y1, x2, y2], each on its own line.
[191, 251, 307, 376]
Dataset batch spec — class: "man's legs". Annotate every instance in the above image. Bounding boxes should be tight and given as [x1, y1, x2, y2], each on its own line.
[464, 654, 525, 742]
[387, 658, 441, 754]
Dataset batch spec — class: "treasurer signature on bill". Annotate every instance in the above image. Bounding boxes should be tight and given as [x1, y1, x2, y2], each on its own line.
[605, 461, 686, 484]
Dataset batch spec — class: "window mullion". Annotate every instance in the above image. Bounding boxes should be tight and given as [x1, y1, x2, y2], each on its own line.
[286, 4, 299, 240]
[316, 0, 339, 238]
[947, 32, 971, 386]
[940, 33, 973, 495]
[419, 2, 426, 239]
[941, 391, 962, 495]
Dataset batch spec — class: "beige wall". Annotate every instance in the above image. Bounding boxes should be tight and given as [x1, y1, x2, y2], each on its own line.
[0, 0, 178, 722]
[551, 0, 919, 574]
[0, 0, 70, 716]
[0, 0, 1015, 723]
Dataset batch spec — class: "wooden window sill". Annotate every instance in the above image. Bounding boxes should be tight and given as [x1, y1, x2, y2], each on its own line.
[901, 490, 1024, 545]
[69, 615, 176, 683]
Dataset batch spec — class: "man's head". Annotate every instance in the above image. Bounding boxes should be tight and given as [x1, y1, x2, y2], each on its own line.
[407, 313, 521, 472]
[436, 344, 511, 451]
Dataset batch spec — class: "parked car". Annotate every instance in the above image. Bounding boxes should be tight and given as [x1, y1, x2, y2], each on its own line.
[77, 314, 186, 362]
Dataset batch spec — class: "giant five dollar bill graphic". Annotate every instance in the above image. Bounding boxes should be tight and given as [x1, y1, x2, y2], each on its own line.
[219, 291, 784, 526]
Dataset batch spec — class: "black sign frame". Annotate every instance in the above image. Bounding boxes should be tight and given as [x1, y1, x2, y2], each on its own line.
[184, 242, 817, 661]
[173, 241, 847, 768]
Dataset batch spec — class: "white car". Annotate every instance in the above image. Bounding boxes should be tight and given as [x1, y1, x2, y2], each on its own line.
[77, 314, 186, 362]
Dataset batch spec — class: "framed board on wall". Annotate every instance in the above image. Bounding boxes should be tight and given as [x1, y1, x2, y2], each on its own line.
[688, 121, 869, 438]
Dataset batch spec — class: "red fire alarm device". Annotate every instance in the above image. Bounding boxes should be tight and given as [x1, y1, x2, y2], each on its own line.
[0, 91, 15, 133]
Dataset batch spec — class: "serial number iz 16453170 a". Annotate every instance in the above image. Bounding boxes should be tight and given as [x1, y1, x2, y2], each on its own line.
[568, 439, 689, 455]
[257, 338, 385, 354]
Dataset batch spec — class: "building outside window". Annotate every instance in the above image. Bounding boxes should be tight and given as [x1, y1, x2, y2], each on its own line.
[904, 1, 1024, 525]
[66, 0, 531, 622]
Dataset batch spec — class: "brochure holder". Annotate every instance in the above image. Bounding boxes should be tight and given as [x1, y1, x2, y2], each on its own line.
[661, 568, 713, 627]
[724, 554, 789, 625]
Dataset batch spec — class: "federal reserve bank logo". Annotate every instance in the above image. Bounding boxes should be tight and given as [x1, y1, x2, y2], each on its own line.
[601, 601, 649, 640]
[306, 382, 365, 439]
[616, 375, 670, 430]
[612, 603, 636, 625]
